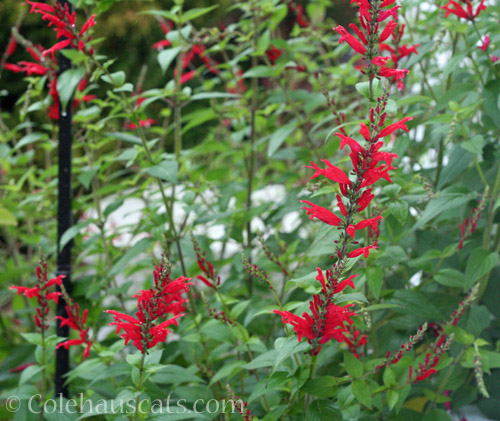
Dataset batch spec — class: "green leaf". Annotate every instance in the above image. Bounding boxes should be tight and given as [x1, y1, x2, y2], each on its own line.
[387, 389, 399, 411]
[140, 10, 179, 24]
[388, 200, 409, 225]
[334, 293, 368, 304]
[352, 379, 372, 408]
[302, 376, 337, 398]
[57, 68, 86, 111]
[483, 79, 500, 129]
[412, 191, 473, 231]
[434, 268, 465, 288]
[273, 337, 309, 372]
[383, 366, 396, 387]
[21, 333, 43, 346]
[144, 160, 178, 183]
[364, 303, 402, 311]
[366, 267, 384, 300]
[77, 168, 97, 190]
[355, 79, 382, 99]
[268, 122, 296, 157]
[257, 29, 271, 53]
[114, 82, 134, 93]
[0, 207, 17, 226]
[243, 66, 279, 78]
[20, 365, 43, 385]
[181, 5, 218, 23]
[461, 135, 484, 155]
[242, 350, 276, 370]
[157, 47, 181, 74]
[59, 221, 91, 250]
[126, 352, 143, 367]
[190, 92, 240, 101]
[101, 71, 126, 87]
[209, 360, 245, 386]
[344, 352, 363, 378]
[464, 248, 499, 289]
[306, 400, 342, 421]
[15, 133, 46, 150]
[109, 237, 155, 276]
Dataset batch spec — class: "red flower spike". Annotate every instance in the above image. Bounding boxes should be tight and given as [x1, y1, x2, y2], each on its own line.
[301, 200, 342, 226]
[106, 260, 191, 352]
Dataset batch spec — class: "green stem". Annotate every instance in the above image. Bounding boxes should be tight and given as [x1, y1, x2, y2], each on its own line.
[244, 5, 260, 295]
[133, 352, 146, 421]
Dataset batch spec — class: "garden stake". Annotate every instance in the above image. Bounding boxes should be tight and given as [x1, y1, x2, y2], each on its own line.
[55, 0, 73, 398]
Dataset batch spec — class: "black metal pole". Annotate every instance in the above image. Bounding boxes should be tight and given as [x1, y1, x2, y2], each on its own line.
[55, 0, 73, 398]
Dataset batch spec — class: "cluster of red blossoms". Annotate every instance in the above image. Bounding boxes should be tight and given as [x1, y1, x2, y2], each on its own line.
[380, 23, 420, 89]
[442, 0, 486, 21]
[3, 1, 97, 120]
[11, 262, 64, 330]
[274, 0, 414, 356]
[25, 1, 96, 58]
[335, 0, 410, 83]
[56, 295, 92, 359]
[106, 259, 192, 352]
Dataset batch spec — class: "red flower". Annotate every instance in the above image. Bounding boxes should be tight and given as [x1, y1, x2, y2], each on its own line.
[347, 245, 377, 258]
[106, 259, 192, 352]
[289, 2, 309, 28]
[478, 34, 490, 51]
[300, 200, 342, 226]
[10, 262, 64, 330]
[334, 26, 367, 55]
[377, 116, 413, 138]
[442, 0, 486, 20]
[274, 295, 356, 354]
[306, 159, 351, 185]
[266, 45, 282, 64]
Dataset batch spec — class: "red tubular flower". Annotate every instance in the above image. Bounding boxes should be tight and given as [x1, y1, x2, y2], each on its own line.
[26, 0, 97, 57]
[348, 245, 377, 258]
[306, 159, 351, 185]
[301, 200, 342, 226]
[478, 34, 490, 51]
[10, 262, 64, 331]
[378, 116, 413, 138]
[288, 1, 309, 28]
[334, 26, 367, 55]
[337, 133, 365, 154]
[56, 298, 92, 358]
[442, 0, 486, 20]
[106, 258, 192, 352]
